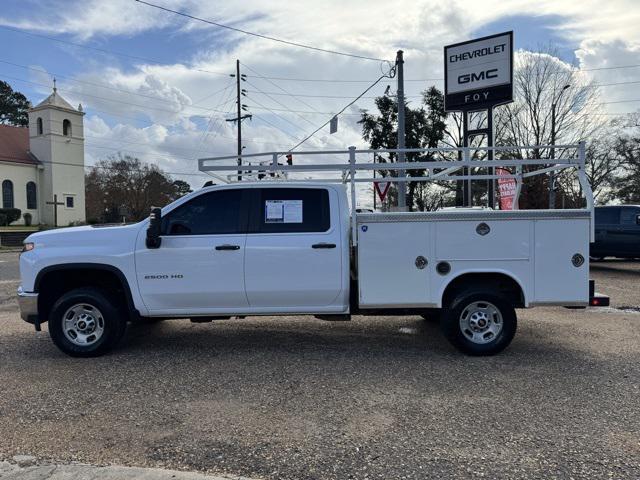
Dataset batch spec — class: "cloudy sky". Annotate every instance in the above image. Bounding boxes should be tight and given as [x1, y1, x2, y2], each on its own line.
[1, 0, 639, 196]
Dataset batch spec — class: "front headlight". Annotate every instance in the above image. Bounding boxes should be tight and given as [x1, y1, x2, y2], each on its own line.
[21, 242, 35, 253]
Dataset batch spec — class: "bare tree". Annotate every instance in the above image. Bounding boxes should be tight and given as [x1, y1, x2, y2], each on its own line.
[494, 48, 606, 208]
[85, 154, 190, 223]
[611, 133, 640, 203]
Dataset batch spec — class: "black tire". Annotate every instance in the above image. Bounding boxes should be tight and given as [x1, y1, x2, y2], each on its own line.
[48, 287, 127, 357]
[440, 290, 517, 356]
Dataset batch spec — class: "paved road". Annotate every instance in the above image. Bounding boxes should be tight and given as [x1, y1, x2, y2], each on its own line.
[1, 252, 639, 479]
[0, 460, 254, 480]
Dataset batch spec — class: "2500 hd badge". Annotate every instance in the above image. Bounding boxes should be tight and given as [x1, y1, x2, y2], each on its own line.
[144, 274, 184, 280]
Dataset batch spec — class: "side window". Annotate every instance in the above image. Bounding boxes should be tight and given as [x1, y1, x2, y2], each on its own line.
[620, 207, 640, 226]
[162, 189, 244, 235]
[594, 208, 619, 225]
[255, 188, 330, 233]
[26, 182, 37, 209]
[2, 180, 14, 208]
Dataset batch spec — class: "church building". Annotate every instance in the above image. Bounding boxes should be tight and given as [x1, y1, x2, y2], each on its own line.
[0, 86, 86, 226]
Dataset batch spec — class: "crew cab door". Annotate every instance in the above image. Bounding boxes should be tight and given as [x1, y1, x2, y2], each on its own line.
[616, 207, 640, 256]
[243, 187, 344, 310]
[592, 207, 620, 257]
[135, 188, 249, 314]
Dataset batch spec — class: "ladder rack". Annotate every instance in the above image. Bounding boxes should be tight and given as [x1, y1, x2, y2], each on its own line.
[198, 142, 594, 241]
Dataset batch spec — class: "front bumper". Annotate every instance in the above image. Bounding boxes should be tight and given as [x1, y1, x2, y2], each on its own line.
[17, 286, 39, 324]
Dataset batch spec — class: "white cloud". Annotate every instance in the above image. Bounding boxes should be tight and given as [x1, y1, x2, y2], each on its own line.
[576, 39, 640, 111]
[0, 0, 176, 40]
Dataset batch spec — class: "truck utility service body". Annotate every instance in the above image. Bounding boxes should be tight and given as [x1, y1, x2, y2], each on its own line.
[17, 143, 609, 356]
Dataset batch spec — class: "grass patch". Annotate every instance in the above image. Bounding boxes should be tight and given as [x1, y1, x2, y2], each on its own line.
[0, 226, 39, 232]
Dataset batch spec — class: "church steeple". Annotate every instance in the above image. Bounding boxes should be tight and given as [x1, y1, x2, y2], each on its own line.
[27, 82, 86, 226]
[32, 83, 78, 113]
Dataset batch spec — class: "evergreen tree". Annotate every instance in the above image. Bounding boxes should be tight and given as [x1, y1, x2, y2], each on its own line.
[0, 81, 31, 127]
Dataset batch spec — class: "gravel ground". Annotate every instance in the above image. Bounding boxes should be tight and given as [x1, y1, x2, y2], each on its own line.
[0, 253, 639, 479]
[0, 250, 19, 313]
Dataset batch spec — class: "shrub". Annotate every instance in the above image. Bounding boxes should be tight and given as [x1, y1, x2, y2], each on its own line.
[0, 208, 21, 226]
[23, 212, 32, 226]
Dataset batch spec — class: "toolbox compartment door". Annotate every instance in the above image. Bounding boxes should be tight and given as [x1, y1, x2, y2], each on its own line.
[357, 221, 432, 308]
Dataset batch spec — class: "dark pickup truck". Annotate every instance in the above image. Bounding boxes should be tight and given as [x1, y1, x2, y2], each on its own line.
[590, 205, 640, 260]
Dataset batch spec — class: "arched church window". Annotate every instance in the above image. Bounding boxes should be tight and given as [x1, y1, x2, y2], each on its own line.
[37, 117, 43, 135]
[2, 180, 14, 208]
[26, 182, 37, 210]
[63, 119, 72, 136]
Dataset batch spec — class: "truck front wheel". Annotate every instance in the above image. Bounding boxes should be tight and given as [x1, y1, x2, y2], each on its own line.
[440, 291, 517, 356]
[48, 287, 127, 357]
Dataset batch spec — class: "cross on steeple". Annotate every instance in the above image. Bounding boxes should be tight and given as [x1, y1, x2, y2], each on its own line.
[53, 78, 57, 93]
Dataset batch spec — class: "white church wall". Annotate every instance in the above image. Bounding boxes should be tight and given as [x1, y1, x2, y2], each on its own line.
[50, 135, 86, 226]
[0, 161, 40, 225]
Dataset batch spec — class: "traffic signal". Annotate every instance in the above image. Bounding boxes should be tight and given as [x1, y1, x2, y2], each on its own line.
[285, 153, 293, 165]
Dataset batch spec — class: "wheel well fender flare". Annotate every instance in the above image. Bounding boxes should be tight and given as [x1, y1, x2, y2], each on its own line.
[438, 269, 527, 308]
[34, 263, 137, 318]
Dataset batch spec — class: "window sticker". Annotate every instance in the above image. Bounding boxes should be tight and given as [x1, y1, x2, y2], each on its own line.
[265, 200, 284, 222]
[265, 200, 303, 223]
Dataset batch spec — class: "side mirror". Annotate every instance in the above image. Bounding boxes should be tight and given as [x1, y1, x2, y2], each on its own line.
[636, 214, 640, 226]
[146, 207, 162, 249]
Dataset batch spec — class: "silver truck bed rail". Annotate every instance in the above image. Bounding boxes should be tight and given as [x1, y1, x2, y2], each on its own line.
[198, 142, 594, 243]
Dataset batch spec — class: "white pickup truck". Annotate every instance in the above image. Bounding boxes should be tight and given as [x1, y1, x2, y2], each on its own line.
[17, 145, 609, 357]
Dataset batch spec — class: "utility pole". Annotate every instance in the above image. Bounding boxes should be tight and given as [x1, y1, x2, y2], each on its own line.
[396, 50, 407, 210]
[226, 59, 252, 181]
[549, 84, 570, 208]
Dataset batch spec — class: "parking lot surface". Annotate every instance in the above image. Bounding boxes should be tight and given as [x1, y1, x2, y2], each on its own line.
[1, 250, 639, 479]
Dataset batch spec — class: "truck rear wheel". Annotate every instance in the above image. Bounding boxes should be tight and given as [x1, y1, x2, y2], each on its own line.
[440, 291, 517, 356]
[48, 287, 127, 357]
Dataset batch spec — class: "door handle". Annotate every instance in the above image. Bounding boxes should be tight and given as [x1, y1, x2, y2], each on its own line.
[215, 244, 240, 251]
[312, 243, 336, 249]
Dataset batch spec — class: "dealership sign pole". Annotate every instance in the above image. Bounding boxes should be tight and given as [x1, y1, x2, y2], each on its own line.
[444, 31, 514, 207]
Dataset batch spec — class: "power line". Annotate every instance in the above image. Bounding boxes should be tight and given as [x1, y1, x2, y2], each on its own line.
[244, 79, 317, 129]
[5, 22, 640, 86]
[244, 75, 440, 83]
[287, 68, 395, 152]
[37, 155, 211, 178]
[134, 0, 389, 63]
[241, 62, 325, 115]
[595, 79, 640, 87]
[244, 79, 640, 99]
[0, 59, 234, 109]
[247, 105, 361, 116]
[42, 110, 297, 149]
[252, 115, 302, 143]
[0, 25, 229, 76]
[245, 95, 304, 132]
[243, 89, 406, 99]
[193, 81, 235, 104]
[2, 74, 232, 117]
[197, 85, 238, 152]
[44, 135, 218, 166]
[241, 63, 640, 84]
